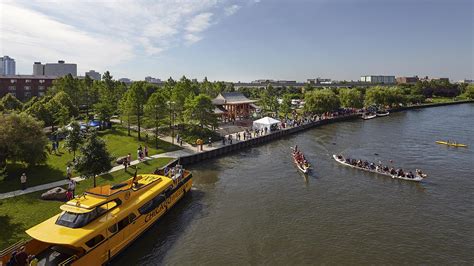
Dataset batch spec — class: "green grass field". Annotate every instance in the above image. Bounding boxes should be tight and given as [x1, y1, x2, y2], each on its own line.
[0, 157, 173, 250]
[0, 126, 180, 193]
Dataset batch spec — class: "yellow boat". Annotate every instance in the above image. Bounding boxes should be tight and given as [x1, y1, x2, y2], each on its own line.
[0, 167, 192, 265]
[436, 141, 468, 147]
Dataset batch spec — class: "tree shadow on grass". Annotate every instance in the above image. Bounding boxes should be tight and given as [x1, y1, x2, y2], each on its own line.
[0, 215, 26, 249]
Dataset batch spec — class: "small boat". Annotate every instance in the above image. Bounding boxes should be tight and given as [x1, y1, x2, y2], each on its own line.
[292, 148, 311, 174]
[362, 113, 377, 120]
[332, 155, 425, 182]
[436, 141, 468, 148]
[376, 110, 390, 117]
[294, 157, 311, 173]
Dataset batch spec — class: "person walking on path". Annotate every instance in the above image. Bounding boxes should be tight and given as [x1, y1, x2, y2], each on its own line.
[208, 137, 212, 147]
[20, 173, 27, 190]
[66, 165, 72, 179]
[144, 145, 149, 157]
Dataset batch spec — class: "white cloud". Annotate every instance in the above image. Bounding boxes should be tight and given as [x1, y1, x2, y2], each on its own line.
[186, 13, 214, 33]
[0, 0, 245, 74]
[0, 3, 134, 72]
[225, 5, 241, 16]
[184, 34, 203, 45]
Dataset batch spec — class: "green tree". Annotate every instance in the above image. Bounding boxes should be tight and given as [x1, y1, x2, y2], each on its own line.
[364, 86, 387, 107]
[53, 74, 80, 109]
[94, 82, 115, 124]
[172, 76, 196, 124]
[464, 84, 474, 99]
[63, 120, 83, 159]
[280, 94, 293, 117]
[118, 95, 133, 136]
[1, 93, 23, 111]
[184, 94, 217, 128]
[124, 81, 147, 140]
[339, 88, 364, 108]
[0, 113, 48, 175]
[24, 97, 54, 128]
[75, 132, 113, 187]
[80, 75, 98, 117]
[46, 91, 77, 131]
[260, 85, 279, 115]
[145, 90, 168, 148]
[304, 89, 340, 114]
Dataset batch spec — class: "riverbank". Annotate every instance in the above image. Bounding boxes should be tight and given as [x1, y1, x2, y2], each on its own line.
[174, 100, 474, 166]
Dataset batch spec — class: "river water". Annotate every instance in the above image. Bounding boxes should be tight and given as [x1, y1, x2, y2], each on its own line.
[116, 103, 474, 265]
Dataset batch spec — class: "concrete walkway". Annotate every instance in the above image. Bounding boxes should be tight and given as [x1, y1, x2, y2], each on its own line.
[0, 150, 194, 200]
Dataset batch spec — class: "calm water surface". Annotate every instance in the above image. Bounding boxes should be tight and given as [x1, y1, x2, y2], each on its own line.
[116, 104, 474, 265]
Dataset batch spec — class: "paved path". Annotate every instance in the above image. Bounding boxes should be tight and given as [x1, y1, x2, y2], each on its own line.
[0, 150, 194, 200]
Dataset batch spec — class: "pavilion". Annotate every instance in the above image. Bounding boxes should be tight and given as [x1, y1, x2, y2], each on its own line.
[212, 92, 258, 122]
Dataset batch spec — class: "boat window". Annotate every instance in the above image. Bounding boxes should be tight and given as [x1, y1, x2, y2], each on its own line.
[85, 234, 105, 248]
[108, 224, 118, 234]
[117, 213, 137, 232]
[138, 194, 166, 215]
[56, 203, 112, 228]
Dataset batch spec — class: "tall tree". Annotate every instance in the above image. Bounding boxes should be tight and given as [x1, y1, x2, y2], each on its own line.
[0, 113, 48, 175]
[304, 89, 340, 114]
[145, 90, 168, 148]
[172, 76, 195, 124]
[63, 120, 83, 159]
[75, 132, 113, 187]
[94, 82, 115, 124]
[280, 94, 293, 117]
[52, 74, 81, 110]
[124, 81, 147, 140]
[184, 94, 217, 128]
[118, 95, 133, 136]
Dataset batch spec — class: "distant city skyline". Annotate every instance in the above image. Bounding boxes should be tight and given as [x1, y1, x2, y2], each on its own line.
[1, 0, 472, 82]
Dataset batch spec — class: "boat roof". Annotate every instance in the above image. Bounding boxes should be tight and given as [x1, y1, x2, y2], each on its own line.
[26, 174, 174, 246]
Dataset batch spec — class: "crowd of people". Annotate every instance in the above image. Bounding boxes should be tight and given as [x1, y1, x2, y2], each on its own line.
[336, 155, 424, 179]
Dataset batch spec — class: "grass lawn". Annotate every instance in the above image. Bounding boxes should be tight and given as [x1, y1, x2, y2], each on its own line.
[0, 157, 173, 250]
[0, 126, 180, 193]
[428, 97, 455, 103]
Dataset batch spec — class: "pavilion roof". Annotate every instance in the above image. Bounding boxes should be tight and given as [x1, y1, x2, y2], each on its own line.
[212, 92, 257, 105]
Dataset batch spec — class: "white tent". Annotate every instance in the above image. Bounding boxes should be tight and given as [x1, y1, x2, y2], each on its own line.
[253, 116, 281, 131]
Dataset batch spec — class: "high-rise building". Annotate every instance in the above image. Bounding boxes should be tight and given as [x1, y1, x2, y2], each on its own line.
[33, 62, 45, 75]
[0, 56, 16, 75]
[32, 60, 77, 77]
[85, 70, 101, 80]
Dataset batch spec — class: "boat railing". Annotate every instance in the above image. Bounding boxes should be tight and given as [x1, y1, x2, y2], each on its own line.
[58, 255, 79, 266]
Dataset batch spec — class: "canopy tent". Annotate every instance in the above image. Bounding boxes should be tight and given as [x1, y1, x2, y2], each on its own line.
[252, 116, 281, 131]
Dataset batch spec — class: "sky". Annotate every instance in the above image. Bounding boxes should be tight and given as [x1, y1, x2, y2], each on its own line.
[0, 0, 472, 82]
